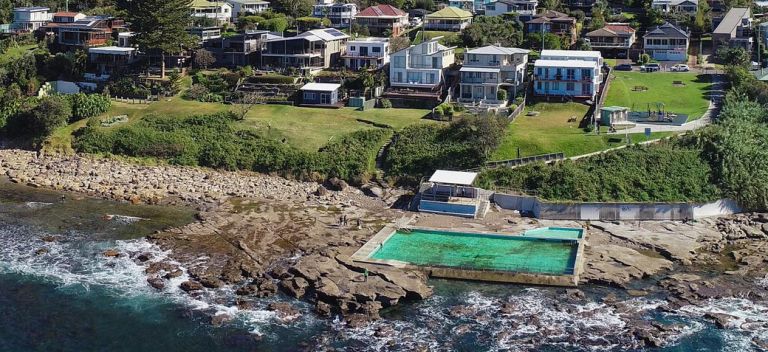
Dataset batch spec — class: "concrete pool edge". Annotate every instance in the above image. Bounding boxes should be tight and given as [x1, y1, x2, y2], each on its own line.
[351, 225, 587, 287]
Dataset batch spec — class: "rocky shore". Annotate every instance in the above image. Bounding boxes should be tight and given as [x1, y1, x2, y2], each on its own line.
[3, 148, 768, 348]
[0, 149, 319, 205]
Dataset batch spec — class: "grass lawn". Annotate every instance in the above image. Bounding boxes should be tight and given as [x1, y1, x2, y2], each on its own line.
[492, 102, 675, 159]
[0, 44, 37, 65]
[50, 95, 432, 153]
[603, 71, 711, 121]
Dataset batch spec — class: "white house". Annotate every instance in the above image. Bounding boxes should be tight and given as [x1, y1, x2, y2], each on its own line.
[12, 7, 52, 31]
[227, 0, 270, 22]
[313, 2, 358, 28]
[88, 46, 138, 78]
[459, 45, 529, 107]
[484, 0, 538, 20]
[533, 50, 603, 99]
[389, 37, 455, 90]
[651, 0, 698, 14]
[642, 22, 689, 61]
[191, 0, 233, 24]
[342, 37, 390, 70]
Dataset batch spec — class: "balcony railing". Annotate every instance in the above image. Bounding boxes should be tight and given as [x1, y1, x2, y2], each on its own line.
[461, 77, 500, 83]
[588, 41, 631, 48]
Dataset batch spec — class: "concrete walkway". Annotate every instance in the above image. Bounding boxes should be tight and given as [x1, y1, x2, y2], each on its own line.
[607, 74, 725, 135]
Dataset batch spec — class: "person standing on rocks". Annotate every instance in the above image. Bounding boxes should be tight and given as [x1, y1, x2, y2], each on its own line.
[363, 268, 368, 282]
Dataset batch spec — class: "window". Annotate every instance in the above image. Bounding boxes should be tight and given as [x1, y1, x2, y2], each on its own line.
[407, 71, 420, 83]
[536, 67, 543, 76]
[582, 83, 591, 94]
[350, 46, 356, 51]
[566, 82, 574, 91]
[581, 69, 590, 79]
[552, 82, 559, 90]
[372, 46, 381, 52]
[566, 68, 575, 79]
[537, 81, 542, 89]
[393, 56, 405, 68]
[304, 92, 316, 100]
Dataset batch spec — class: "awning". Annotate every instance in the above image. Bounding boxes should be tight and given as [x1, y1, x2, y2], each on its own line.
[428, 170, 477, 186]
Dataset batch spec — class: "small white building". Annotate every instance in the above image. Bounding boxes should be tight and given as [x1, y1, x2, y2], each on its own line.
[418, 170, 484, 218]
[227, 0, 270, 22]
[389, 37, 455, 90]
[642, 22, 689, 61]
[299, 82, 342, 106]
[117, 32, 135, 47]
[651, 0, 698, 14]
[459, 45, 529, 107]
[484, 0, 538, 19]
[12, 7, 52, 31]
[343, 37, 390, 70]
[533, 50, 603, 99]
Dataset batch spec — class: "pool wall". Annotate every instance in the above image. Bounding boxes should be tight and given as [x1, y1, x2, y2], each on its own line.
[350, 226, 586, 287]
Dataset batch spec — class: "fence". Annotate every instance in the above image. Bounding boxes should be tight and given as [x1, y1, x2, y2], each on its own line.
[484, 152, 565, 169]
[111, 95, 160, 104]
[491, 192, 741, 221]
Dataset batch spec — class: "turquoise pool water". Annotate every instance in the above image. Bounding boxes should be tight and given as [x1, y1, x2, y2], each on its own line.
[369, 228, 580, 275]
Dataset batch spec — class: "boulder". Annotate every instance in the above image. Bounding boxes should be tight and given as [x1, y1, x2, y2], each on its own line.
[256, 278, 278, 297]
[35, 248, 49, 256]
[236, 284, 258, 296]
[103, 249, 120, 257]
[267, 302, 301, 322]
[315, 185, 328, 197]
[179, 280, 204, 292]
[315, 301, 333, 317]
[327, 177, 348, 191]
[136, 252, 153, 262]
[705, 312, 735, 329]
[200, 276, 224, 289]
[164, 269, 183, 279]
[280, 277, 309, 298]
[147, 277, 165, 290]
[210, 314, 232, 327]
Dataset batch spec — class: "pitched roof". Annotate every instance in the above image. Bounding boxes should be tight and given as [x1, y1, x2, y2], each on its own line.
[465, 45, 530, 55]
[644, 22, 689, 38]
[713, 7, 750, 35]
[535, 10, 569, 18]
[426, 6, 473, 19]
[586, 23, 635, 37]
[300, 82, 340, 91]
[356, 4, 407, 18]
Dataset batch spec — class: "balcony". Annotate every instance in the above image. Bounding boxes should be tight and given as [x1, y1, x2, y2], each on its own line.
[588, 40, 631, 48]
[461, 76, 500, 84]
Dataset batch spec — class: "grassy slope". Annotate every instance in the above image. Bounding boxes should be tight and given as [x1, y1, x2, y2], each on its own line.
[603, 71, 711, 121]
[492, 102, 674, 159]
[0, 44, 36, 65]
[53, 95, 431, 153]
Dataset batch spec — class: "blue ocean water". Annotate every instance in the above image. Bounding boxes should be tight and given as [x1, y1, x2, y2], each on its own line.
[0, 181, 765, 352]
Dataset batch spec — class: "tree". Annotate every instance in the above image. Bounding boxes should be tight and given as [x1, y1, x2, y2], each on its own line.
[524, 32, 562, 50]
[116, 0, 196, 78]
[26, 96, 72, 141]
[638, 53, 651, 65]
[389, 36, 411, 53]
[193, 49, 216, 69]
[231, 92, 260, 121]
[717, 47, 749, 67]
[412, 0, 436, 10]
[272, 0, 314, 18]
[461, 15, 523, 48]
[540, 0, 560, 10]
[572, 38, 591, 51]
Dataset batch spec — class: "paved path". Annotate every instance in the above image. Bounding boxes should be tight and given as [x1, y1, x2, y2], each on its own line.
[607, 74, 725, 135]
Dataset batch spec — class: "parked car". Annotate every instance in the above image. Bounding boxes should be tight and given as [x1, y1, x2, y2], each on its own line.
[614, 64, 632, 71]
[640, 63, 660, 72]
[671, 64, 690, 72]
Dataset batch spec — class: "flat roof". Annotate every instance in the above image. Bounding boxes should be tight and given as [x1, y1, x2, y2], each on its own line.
[88, 46, 136, 54]
[429, 170, 477, 186]
[300, 82, 340, 91]
[541, 49, 602, 59]
[534, 59, 598, 68]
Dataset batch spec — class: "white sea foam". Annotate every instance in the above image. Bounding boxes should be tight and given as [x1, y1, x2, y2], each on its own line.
[678, 297, 768, 349]
[24, 201, 53, 209]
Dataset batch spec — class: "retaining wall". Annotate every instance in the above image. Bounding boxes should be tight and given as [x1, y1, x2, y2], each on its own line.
[492, 193, 740, 221]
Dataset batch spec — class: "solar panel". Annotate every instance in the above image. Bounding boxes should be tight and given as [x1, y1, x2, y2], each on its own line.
[326, 28, 346, 37]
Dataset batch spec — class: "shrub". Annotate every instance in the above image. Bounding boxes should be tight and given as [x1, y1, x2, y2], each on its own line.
[250, 75, 297, 84]
[379, 98, 392, 108]
[69, 93, 111, 121]
[638, 53, 651, 65]
[496, 89, 507, 102]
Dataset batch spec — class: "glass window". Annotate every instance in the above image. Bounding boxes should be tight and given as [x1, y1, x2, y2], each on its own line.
[566, 82, 574, 91]
[350, 46, 356, 50]
[372, 47, 381, 52]
[393, 56, 405, 68]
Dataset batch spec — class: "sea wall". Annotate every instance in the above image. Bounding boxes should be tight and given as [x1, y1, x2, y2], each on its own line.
[0, 149, 318, 205]
[493, 193, 740, 220]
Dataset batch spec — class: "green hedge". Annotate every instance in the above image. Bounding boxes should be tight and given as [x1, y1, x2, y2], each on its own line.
[73, 112, 389, 183]
[478, 143, 721, 203]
